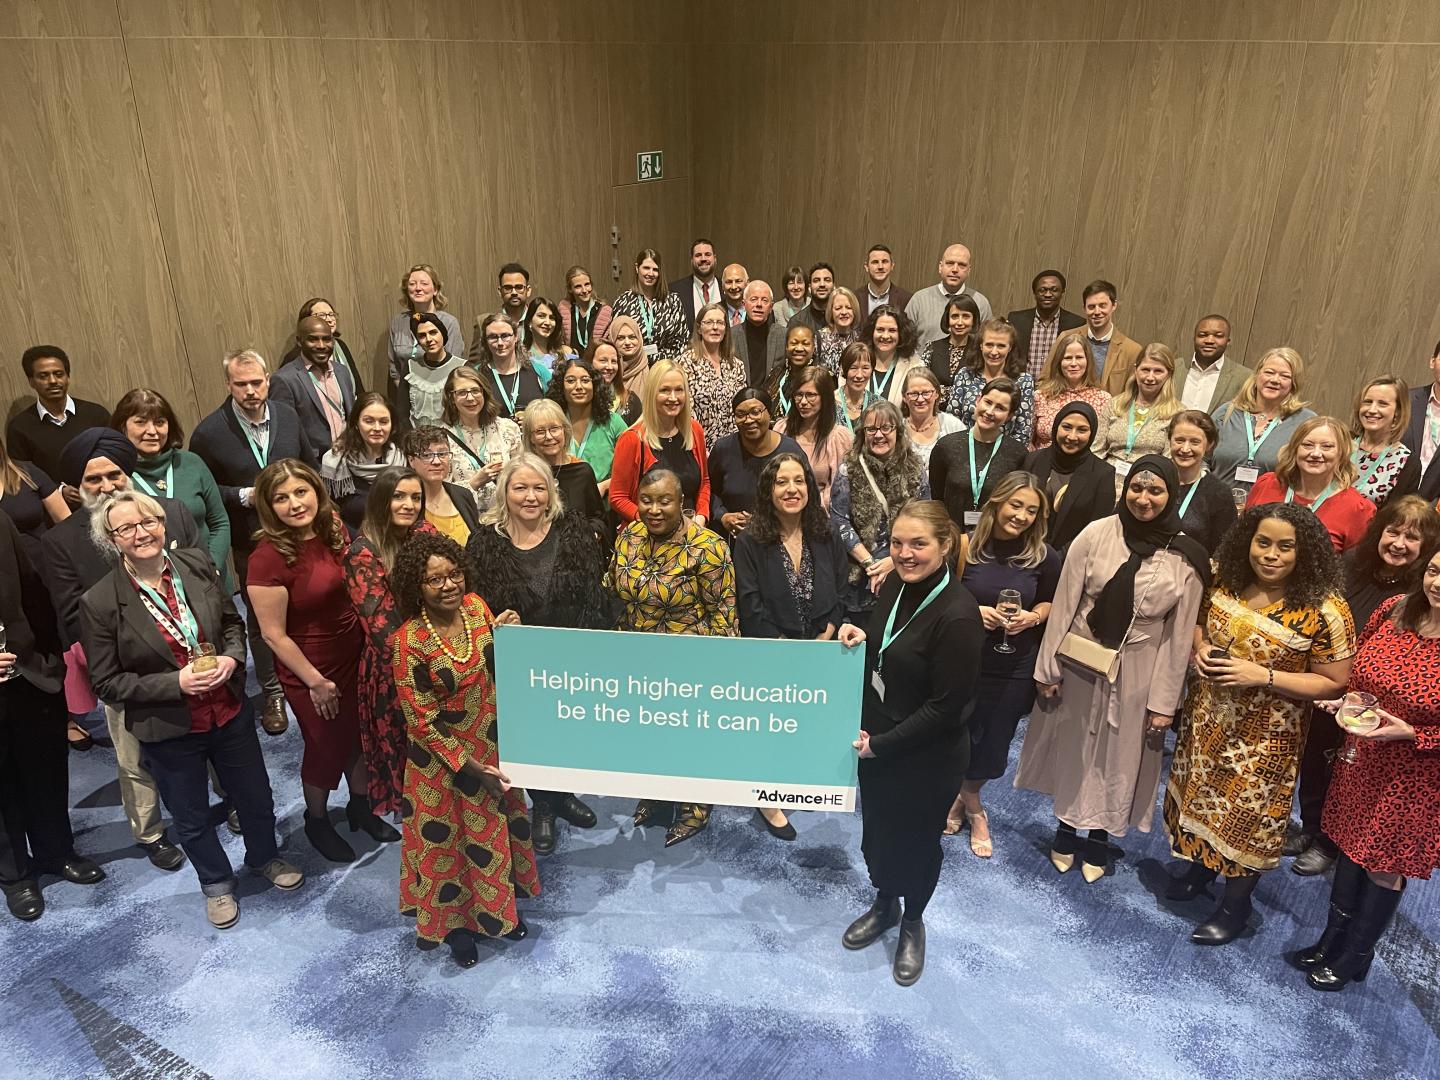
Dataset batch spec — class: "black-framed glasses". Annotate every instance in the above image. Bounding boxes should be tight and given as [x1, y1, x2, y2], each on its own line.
[866, 424, 897, 436]
[486, 332, 516, 342]
[422, 571, 466, 589]
[415, 450, 452, 462]
[110, 517, 163, 540]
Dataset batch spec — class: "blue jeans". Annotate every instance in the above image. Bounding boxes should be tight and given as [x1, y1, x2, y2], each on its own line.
[138, 701, 278, 896]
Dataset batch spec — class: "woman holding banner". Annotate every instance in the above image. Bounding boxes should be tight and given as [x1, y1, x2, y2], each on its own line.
[610, 468, 738, 847]
[836, 499, 983, 986]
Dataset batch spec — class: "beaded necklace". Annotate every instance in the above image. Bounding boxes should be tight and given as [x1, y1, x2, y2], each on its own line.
[422, 606, 474, 663]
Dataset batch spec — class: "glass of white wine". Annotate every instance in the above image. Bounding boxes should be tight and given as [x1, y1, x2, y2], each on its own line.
[1336, 691, 1380, 764]
[995, 589, 1022, 655]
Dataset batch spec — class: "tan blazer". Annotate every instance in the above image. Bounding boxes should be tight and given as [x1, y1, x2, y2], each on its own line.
[1046, 326, 1144, 397]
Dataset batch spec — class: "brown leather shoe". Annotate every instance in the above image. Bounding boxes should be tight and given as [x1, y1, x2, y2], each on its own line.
[260, 695, 288, 736]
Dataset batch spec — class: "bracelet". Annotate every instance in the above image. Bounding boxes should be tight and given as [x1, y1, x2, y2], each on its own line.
[1267, 667, 1274, 689]
[865, 557, 880, 569]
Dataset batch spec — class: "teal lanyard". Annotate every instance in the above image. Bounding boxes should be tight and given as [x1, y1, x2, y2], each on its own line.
[570, 417, 595, 460]
[307, 368, 345, 416]
[1177, 478, 1201, 518]
[234, 405, 269, 469]
[129, 558, 202, 654]
[1285, 482, 1338, 514]
[968, 432, 996, 499]
[1244, 412, 1280, 463]
[573, 302, 594, 351]
[1351, 446, 1395, 492]
[640, 298, 656, 341]
[493, 367, 522, 416]
[876, 569, 950, 673]
[777, 378, 794, 417]
[131, 462, 174, 498]
[1125, 402, 1148, 454]
[871, 364, 896, 399]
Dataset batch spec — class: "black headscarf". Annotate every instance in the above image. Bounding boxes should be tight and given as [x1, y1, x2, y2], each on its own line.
[1087, 453, 1211, 647]
[1047, 401, 1098, 476]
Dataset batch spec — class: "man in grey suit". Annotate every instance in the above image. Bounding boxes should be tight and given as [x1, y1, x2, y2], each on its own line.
[1402, 338, 1440, 500]
[733, 281, 788, 386]
[268, 316, 357, 460]
[1173, 315, 1252, 414]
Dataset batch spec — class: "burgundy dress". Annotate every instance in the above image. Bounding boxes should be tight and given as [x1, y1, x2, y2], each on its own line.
[1323, 597, 1440, 878]
[247, 534, 363, 790]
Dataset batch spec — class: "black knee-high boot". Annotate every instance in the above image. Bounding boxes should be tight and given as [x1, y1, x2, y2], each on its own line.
[1292, 852, 1366, 970]
[1308, 874, 1405, 991]
[1191, 871, 1259, 945]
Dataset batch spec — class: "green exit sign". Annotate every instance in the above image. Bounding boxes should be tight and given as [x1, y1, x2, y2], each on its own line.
[637, 150, 663, 182]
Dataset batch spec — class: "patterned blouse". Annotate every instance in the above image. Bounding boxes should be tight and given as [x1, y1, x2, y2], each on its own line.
[678, 347, 749, 452]
[1031, 387, 1113, 450]
[948, 369, 1036, 444]
[444, 418, 522, 511]
[817, 328, 858, 374]
[611, 290, 688, 361]
[609, 519, 738, 637]
[1353, 443, 1413, 504]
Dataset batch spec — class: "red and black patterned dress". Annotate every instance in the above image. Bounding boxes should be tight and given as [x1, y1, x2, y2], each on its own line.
[392, 593, 539, 942]
[1323, 597, 1440, 879]
[344, 527, 434, 815]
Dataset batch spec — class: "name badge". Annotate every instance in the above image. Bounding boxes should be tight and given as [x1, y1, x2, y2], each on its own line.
[1113, 460, 1132, 479]
[643, 343, 659, 359]
[1235, 464, 1260, 484]
[870, 668, 886, 702]
[964, 511, 981, 527]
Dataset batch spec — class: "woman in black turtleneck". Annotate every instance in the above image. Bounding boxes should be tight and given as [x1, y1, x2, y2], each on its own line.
[1023, 401, 1115, 554]
[836, 500, 983, 987]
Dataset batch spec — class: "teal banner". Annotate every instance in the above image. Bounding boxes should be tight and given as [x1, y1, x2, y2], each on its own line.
[493, 626, 863, 810]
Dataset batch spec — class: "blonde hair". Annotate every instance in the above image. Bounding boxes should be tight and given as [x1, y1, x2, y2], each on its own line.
[398, 263, 449, 310]
[1274, 416, 1358, 491]
[1037, 334, 1100, 397]
[1350, 375, 1411, 446]
[520, 398, 572, 456]
[1110, 342, 1181, 421]
[90, 489, 167, 558]
[639, 360, 695, 452]
[891, 499, 963, 570]
[1224, 346, 1308, 419]
[0, 435, 37, 497]
[966, 472, 1049, 570]
[479, 452, 565, 531]
[826, 287, 860, 331]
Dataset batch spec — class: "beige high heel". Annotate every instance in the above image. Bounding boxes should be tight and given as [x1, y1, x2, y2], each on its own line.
[943, 796, 967, 836]
[968, 809, 993, 858]
[1050, 850, 1075, 873]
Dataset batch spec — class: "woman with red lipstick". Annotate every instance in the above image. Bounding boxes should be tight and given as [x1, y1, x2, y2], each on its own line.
[608, 360, 711, 526]
[1245, 416, 1375, 552]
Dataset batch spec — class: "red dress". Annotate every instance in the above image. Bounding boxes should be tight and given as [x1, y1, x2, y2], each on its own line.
[1323, 597, 1440, 878]
[1245, 473, 1375, 553]
[247, 534, 363, 790]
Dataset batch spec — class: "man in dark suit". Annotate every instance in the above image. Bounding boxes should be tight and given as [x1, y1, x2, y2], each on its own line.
[858, 244, 912, 317]
[0, 509, 105, 921]
[668, 237, 720, 337]
[732, 281, 789, 386]
[1007, 270, 1085, 379]
[190, 349, 309, 736]
[268, 316, 357, 462]
[42, 429, 198, 873]
[1402, 338, 1440, 499]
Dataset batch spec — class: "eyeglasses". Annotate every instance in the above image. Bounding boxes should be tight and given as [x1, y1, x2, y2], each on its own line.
[904, 390, 936, 401]
[414, 450, 452, 462]
[486, 332, 516, 342]
[793, 391, 821, 402]
[866, 424, 897, 436]
[734, 407, 770, 422]
[451, 387, 483, 399]
[531, 426, 566, 439]
[110, 517, 163, 540]
[499, 285, 528, 294]
[422, 571, 466, 589]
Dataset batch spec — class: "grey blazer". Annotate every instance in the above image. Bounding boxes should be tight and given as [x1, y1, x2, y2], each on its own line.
[1172, 356, 1253, 415]
[79, 547, 247, 743]
[732, 319, 789, 386]
[268, 359, 358, 464]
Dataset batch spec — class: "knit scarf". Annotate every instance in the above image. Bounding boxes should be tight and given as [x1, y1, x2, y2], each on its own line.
[844, 444, 925, 585]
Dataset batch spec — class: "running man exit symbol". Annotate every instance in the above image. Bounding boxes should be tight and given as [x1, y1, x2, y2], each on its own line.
[637, 151, 663, 181]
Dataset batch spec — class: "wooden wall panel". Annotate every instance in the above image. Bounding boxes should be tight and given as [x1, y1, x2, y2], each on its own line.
[0, 0, 120, 38]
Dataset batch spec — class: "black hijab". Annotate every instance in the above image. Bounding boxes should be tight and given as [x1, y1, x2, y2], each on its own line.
[1087, 453, 1211, 647]
[1044, 401, 1098, 478]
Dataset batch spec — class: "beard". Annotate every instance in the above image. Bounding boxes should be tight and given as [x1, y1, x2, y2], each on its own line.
[80, 486, 121, 513]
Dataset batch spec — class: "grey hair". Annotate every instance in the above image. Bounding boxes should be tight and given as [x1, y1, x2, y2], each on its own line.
[479, 452, 565, 532]
[743, 280, 773, 302]
[89, 489, 167, 558]
[223, 348, 269, 377]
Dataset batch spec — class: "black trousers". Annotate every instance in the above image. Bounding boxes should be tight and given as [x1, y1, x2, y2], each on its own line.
[0, 677, 74, 887]
[137, 701, 278, 895]
[1298, 703, 1344, 837]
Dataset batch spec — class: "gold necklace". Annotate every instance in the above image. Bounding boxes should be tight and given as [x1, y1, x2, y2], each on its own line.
[422, 606, 474, 662]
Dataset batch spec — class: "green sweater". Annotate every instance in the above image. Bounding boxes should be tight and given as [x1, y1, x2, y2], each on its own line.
[131, 448, 234, 590]
[570, 411, 631, 482]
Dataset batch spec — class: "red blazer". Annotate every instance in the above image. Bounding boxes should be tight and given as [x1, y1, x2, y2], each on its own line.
[608, 419, 711, 523]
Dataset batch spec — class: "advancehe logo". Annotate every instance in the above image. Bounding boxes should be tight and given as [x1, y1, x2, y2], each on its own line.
[752, 789, 845, 806]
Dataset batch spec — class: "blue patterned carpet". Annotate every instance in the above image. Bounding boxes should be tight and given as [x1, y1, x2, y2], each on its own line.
[2, 705, 1437, 1080]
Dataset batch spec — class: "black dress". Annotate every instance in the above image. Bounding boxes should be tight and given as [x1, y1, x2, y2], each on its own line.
[1175, 471, 1238, 554]
[929, 433, 1028, 528]
[858, 566, 983, 896]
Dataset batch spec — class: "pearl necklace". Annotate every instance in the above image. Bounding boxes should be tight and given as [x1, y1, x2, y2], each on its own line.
[423, 606, 474, 663]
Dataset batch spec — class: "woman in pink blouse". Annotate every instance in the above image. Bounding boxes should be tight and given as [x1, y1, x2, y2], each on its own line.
[774, 365, 853, 510]
[1031, 336, 1111, 451]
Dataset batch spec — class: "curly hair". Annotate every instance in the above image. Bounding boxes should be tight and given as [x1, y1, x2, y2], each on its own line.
[546, 356, 615, 422]
[860, 303, 919, 359]
[391, 531, 475, 621]
[747, 452, 828, 545]
[1212, 502, 1342, 610]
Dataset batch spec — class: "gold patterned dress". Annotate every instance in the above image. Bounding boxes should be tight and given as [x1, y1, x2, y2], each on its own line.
[392, 594, 539, 942]
[1164, 587, 1355, 874]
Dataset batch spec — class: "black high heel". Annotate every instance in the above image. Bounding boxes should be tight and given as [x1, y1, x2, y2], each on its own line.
[346, 795, 401, 843]
[304, 814, 356, 863]
[451, 934, 479, 968]
[503, 917, 529, 942]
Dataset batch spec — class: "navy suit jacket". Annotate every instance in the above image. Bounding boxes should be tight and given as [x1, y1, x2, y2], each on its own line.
[190, 398, 310, 552]
[268, 359, 358, 464]
[1402, 385, 1440, 499]
[668, 276, 717, 336]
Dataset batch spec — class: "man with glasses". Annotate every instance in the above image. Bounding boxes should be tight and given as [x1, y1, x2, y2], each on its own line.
[191, 349, 309, 735]
[42, 429, 204, 874]
[466, 265, 533, 365]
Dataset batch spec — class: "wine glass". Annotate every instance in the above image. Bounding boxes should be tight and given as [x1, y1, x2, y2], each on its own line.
[995, 589, 1022, 655]
[1231, 486, 1249, 511]
[1336, 691, 1380, 764]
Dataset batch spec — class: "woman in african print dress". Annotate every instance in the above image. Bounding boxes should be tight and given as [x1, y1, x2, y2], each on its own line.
[1164, 503, 1356, 947]
[390, 532, 537, 968]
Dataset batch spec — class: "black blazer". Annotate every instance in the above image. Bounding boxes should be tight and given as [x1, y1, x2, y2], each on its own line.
[0, 509, 64, 693]
[1006, 308, 1085, 366]
[441, 481, 481, 535]
[1402, 385, 1440, 500]
[668, 276, 704, 335]
[43, 497, 203, 645]
[733, 526, 848, 639]
[268, 359, 358, 466]
[79, 547, 247, 742]
[929, 433, 1029, 526]
[189, 398, 310, 552]
[1023, 448, 1117, 553]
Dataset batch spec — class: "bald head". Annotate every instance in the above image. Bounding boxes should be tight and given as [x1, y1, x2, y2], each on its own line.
[938, 244, 972, 291]
[296, 315, 334, 367]
[721, 263, 749, 305]
[743, 280, 773, 324]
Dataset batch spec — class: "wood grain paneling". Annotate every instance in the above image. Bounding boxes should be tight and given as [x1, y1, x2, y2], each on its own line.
[0, 0, 121, 38]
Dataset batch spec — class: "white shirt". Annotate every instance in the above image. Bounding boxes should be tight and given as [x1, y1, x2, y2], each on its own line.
[37, 396, 76, 425]
[692, 275, 719, 313]
[1180, 354, 1225, 412]
[1423, 390, 1440, 471]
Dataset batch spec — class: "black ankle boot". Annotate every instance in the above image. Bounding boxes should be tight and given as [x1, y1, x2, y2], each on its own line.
[1166, 861, 1218, 902]
[1308, 877, 1404, 991]
[1080, 829, 1110, 883]
[532, 803, 557, 856]
[843, 894, 901, 950]
[450, 933, 479, 968]
[893, 918, 926, 986]
[304, 814, 356, 863]
[1292, 854, 1365, 969]
[346, 795, 400, 843]
[1191, 874, 1258, 946]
